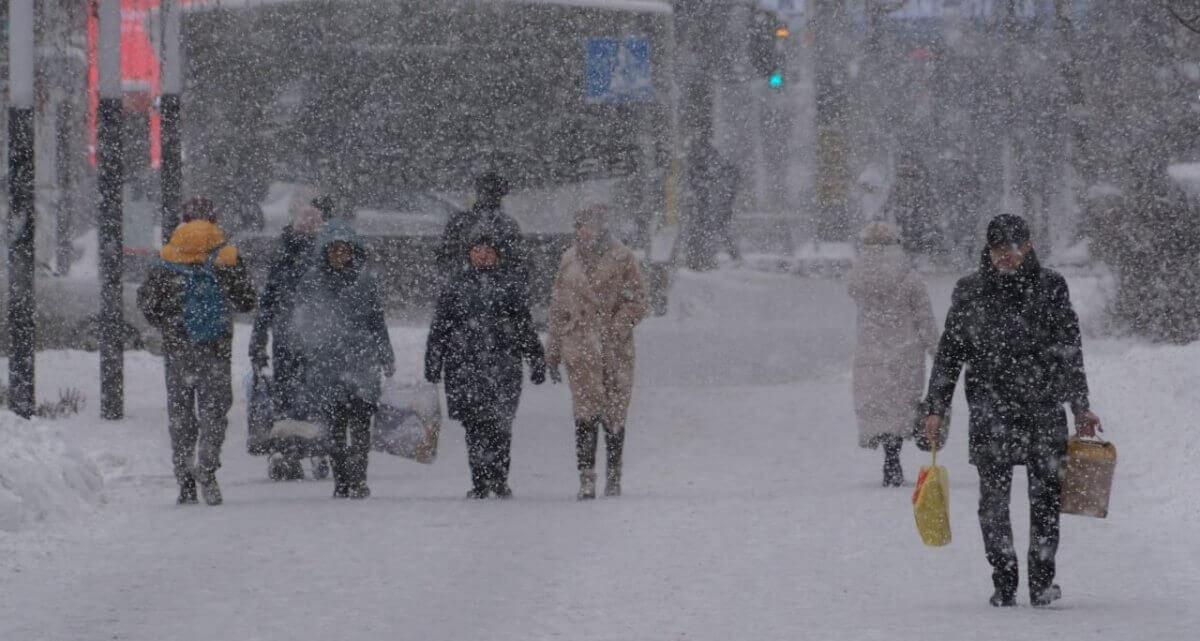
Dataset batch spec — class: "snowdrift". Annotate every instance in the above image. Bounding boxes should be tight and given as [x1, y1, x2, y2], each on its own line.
[0, 412, 103, 533]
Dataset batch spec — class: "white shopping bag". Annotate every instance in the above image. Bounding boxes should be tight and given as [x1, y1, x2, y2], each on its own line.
[373, 379, 441, 463]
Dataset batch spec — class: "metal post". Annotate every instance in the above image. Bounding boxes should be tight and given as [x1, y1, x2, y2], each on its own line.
[8, 0, 37, 419]
[56, 101, 77, 276]
[160, 0, 183, 243]
[99, 0, 125, 420]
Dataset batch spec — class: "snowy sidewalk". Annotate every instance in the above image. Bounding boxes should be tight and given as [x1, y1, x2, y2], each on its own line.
[1, 269, 1196, 640]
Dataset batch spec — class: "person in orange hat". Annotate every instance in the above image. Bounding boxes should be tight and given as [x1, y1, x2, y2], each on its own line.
[138, 197, 257, 506]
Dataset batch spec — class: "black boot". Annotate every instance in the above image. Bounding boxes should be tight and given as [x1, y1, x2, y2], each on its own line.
[1031, 584, 1062, 607]
[576, 418, 600, 500]
[989, 589, 1017, 607]
[882, 436, 904, 487]
[177, 478, 198, 505]
[605, 430, 624, 497]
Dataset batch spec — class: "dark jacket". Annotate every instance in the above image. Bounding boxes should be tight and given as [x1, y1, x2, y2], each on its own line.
[436, 204, 527, 287]
[925, 249, 1090, 465]
[425, 265, 545, 423]
[290, 220, 394, 406]
[249, 225, 318, 415]
[137, 222, 257, 355]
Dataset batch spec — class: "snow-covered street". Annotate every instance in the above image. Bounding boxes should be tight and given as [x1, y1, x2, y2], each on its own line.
[2, 268, 1197, 640]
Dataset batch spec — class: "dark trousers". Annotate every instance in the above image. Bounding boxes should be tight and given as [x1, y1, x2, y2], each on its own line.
[323, 397, 376, 489]
[575, 418, 624, 474]
[463, 416, 513, 492]
[164, 346, 232, 485]
[977, 453, 1063, 596]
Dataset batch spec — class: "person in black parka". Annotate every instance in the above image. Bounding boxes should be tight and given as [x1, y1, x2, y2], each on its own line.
[922, 214, 1103, 609]
[249, 193, 328, 480]
[425, 226, 546, 499]
[437, 172, 529, 293]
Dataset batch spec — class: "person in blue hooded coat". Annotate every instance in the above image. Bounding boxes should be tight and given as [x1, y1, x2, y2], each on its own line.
[425, 225, 546, 499]
[291, 219, 395, 499]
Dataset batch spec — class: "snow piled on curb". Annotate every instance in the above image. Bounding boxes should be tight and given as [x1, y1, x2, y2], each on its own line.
[0, 412, 103, 533]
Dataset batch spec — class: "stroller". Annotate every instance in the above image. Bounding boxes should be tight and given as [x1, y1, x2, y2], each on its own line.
[246, 372, 331, 481]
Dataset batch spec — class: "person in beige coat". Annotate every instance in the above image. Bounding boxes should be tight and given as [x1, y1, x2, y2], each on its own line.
[546, 204, 648, 500]
[847, 221, 939, 487]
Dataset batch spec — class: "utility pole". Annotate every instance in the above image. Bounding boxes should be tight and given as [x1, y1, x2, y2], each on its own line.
[99, 0, 125, 420]
[8, 0, 37, 418]
[812, 0, 851, 241]
[160, 0, 183, 243]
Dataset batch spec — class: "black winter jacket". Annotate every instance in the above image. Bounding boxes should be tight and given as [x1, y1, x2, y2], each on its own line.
[925, 249, 1090, 465]
[425, 266, 545, 423]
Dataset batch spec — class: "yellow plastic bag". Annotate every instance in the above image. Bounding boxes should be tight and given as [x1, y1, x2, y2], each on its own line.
[913, 448, 951, 546]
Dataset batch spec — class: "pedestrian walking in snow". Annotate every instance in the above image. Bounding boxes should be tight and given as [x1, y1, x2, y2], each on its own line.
[923, 214, 1102, 608]
[290, 219, 395, 499]
[436, 172, 529, 293]
[249, 187, 330, 480]
[425, 226, 546, 499]
[546, 205, 647, 500]
[885, 150, 942, 260]
[846, 222, 938, 487]
[137, 197, 258, 506]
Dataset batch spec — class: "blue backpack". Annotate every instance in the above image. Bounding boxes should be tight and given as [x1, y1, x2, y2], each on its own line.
[157, 246, 230, 344]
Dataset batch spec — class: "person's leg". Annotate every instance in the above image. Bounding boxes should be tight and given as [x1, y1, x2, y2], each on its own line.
[882, 435, 904, 487]
[324, 397, 351, 497]
[343, 398, 375, 498]
[164, 351, 199, 503]
[575, 417, 601, 499]
[604, 421, 625, 497]
[1027, 448, 1064, 603]
[487, 415, 515, 497]
[978, 462, 1019, 604]
[463, 418, 490, 498]
[193, 349, 233, 505]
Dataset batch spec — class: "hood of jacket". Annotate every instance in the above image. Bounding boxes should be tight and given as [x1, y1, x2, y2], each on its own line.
[314, 218, 367, 280]
[160, 220, 238, 266]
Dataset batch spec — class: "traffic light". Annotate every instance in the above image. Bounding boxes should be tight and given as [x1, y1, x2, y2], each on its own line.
[749, 9, 787, 90]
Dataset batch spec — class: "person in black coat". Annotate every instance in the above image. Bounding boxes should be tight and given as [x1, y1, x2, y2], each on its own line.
[249, 194, 328, 480]
[922, 214, 1102, 608]
[425, 227, 546, 499]
[436, 172, 528, 292]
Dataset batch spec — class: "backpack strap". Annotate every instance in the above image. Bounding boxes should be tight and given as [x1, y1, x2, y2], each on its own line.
[203, 243, 228, 270]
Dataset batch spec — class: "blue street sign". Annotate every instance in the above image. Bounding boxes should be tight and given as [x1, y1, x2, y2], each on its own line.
[585, 37, 652, 104]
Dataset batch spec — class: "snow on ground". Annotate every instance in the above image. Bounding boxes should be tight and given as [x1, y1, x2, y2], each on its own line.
[1, 266, 1197, 640]
[0, 413, 103, 534]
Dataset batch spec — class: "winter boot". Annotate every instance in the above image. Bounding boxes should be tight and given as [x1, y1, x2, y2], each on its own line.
[882, 436, 904, 487]
[346, 483, 371, 500]
[1031, 584, 1062, 608]
[493, 484, 514, 500]
[465, 487, 489, 500]
[605, 432, 624, 497]
[989, 589, 1017, 608]
[195, 470, 222, 506]
[177, 478, 198, 505]
[578, 471, 597, 501]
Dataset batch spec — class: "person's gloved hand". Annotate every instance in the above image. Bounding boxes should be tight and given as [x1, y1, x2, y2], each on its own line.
[381, 361, 396, 378]
[549, 364, 563, 385]
[531, 363, 546, 385]
[425, 364, 441, 384]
